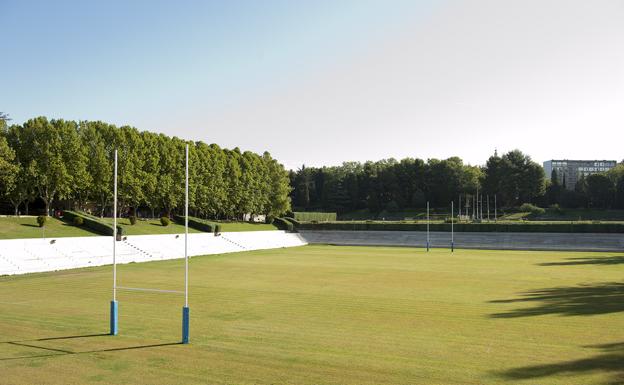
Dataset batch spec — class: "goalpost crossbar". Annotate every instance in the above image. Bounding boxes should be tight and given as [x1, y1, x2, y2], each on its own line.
[116, 286, 184, 295]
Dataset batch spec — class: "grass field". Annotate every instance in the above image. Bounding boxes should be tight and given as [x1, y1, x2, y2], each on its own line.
[0, 216, 99, 239]
[0, 245, 622, 384]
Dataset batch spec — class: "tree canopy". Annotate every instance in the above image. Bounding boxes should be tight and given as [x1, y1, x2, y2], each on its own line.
[0, 116, 291, 218]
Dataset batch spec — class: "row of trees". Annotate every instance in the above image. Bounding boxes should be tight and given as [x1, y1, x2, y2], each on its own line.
[0, 115, 291, 218]
[289, 150, 544, 213]
[290, 149, 624, 213]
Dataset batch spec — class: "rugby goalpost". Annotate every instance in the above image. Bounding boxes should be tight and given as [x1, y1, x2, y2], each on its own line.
[425, 200, 455, 252]
[109, 145, 191, 344]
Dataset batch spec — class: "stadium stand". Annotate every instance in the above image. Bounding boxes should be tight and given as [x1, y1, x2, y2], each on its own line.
[0, 231, 307, 276]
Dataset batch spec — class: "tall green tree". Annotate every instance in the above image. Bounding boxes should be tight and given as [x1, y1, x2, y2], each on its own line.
[20, 117, 78, 215]
[585, 174, 615, 208]
[0, 136, 19, 207]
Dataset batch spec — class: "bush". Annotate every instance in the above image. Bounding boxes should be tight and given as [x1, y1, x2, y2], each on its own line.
[160, 217, 170, 226]
[37, 215, 47, 227]
[214, 224, 221, 235]
[519, 203, 545, 215]
[129, 215, 137, 225]
[73, 216, 84, 226]
[549, 204, 564, 215]
[265, 215, 275, 224]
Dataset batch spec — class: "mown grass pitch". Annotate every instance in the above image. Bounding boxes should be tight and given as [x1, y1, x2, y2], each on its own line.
[0, 245, 622, 384]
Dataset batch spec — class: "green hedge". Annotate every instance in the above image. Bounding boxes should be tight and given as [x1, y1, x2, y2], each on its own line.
[293, 212, 337, 222]
[284, 217, 300, 226]
[274, 217, 294, 232]
[173, 215, 216, 233]
[296, 221, 624, 233]
[63, 210, 122, 236]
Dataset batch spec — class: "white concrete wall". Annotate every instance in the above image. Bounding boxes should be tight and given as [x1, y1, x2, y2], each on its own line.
[0, 231, 307, 276]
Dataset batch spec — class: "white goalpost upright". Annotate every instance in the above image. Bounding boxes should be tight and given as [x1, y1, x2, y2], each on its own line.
[110, 150, 118, 336]
[451, 200, 454, 252]
[426, 201, 430, 252]
[182, 144, 190, 344]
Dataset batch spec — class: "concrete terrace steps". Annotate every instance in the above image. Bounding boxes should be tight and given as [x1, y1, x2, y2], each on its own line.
[0, 231, 307, 276]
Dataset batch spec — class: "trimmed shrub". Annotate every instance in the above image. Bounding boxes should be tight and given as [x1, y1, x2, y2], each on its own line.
[63, 210, 122, 236]
[37, 215, 47, 227]
[519, 203, 545, 215]
[73, 216, 84, 226]
[160, 217, 170, 226]
[265, 215, 275, 224]
[129, 215, 137, 225]
[214, 224, 221, 235]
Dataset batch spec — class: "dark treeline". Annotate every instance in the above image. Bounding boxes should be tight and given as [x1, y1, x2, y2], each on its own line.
[545, 167, 624, 209]
[290, 149, 624, 214]
[0, 115, 291, 218]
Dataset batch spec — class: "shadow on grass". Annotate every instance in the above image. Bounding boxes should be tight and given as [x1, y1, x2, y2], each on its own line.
[0, 333, 181, 361]
[498, 342, 624, 385]
[490, 282, 624, 318]
[539, 256, 624, 266]
[20, 224, 41, 228]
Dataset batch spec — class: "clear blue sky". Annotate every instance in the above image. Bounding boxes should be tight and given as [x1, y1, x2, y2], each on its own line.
[2, 1, 623, 169]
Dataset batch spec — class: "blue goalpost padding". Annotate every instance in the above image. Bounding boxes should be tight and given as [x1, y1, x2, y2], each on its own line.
[110, 300, 118, 335]
[182, 306, 190, 344]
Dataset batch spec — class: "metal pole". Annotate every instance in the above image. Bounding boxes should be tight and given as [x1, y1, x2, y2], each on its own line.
[110, 149, 118, 336]
[495, 194, 497, 222]
[458, 194, 462, 219]
[480, 195, 483, 221]
[476, 185, 479, 220]
[472, 194, 475, 220]
[451, 201, 454, 252]
[182, 144, 190, 344]
[426, 201, 430, 252]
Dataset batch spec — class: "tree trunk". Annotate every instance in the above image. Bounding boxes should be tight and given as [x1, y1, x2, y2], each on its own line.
[14, 203, 19, 216]
[25, 201, 30, 215]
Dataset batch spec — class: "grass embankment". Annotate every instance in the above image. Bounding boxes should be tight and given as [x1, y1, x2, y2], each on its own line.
[0, 215, 280, 239]
[340, 208, 624, 222]
[105, 218, 278, 235]
[104, 218, 201, 236]
[1, 245, 622, 384]
[0, 216, 100, 239]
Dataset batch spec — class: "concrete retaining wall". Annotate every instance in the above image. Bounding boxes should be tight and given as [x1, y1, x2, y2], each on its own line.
[298, 230, 624, 252]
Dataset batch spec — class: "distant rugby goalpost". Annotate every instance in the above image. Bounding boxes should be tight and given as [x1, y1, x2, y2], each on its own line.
[109, 145, 190, 344]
